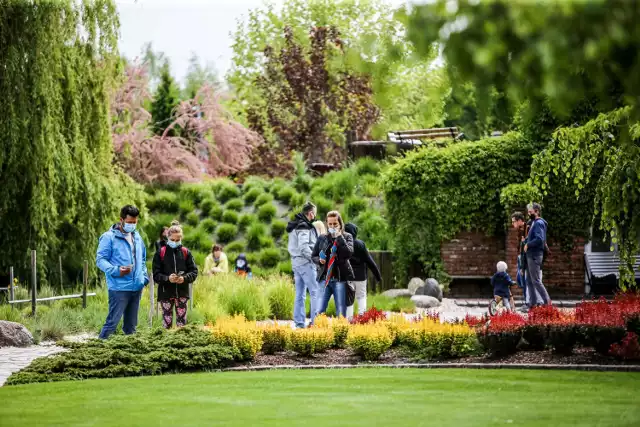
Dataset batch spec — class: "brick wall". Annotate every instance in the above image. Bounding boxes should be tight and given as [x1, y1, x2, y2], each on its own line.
[441, 231, 506, 278]
[443, 226, 586, 297]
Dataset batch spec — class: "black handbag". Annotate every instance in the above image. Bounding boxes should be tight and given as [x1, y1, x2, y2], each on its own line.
[345, 282, 356, 306]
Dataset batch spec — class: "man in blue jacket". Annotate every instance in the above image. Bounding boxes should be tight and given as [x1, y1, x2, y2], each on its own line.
[524, 202, 551, 306]
[97, 205, 149, 339]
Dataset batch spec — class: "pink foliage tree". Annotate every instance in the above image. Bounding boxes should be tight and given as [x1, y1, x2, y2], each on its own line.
[111, 62, 261, 184]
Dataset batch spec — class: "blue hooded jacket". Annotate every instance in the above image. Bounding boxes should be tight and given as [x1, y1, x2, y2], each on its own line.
[527, 218, 548, 256]
[96, 224, 149, 291]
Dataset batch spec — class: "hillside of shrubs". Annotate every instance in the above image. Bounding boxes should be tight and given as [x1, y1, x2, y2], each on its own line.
[142, 157, 391, 277]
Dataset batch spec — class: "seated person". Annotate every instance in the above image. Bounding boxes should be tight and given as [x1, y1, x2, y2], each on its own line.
[234, 253, 253, 279]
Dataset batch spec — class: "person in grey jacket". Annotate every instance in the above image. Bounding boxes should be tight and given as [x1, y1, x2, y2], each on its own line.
[287, 202, 319, 328]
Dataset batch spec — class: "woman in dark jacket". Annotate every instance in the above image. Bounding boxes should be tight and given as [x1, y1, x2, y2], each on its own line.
[152, 222, 198, 328]
[344, 223, 382, 319]
[311, 210, 354, 318]
[154, 226, 168, 253]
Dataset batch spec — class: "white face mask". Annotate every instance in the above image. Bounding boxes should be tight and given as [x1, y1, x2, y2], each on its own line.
[237, 260, 246, 268]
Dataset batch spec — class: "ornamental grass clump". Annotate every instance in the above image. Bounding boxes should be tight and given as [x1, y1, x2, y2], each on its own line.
[347, 323, 393, 361]
[210, 315, 263, 361]
[260, 323, 291, 355]
[288, 328, 334, 356]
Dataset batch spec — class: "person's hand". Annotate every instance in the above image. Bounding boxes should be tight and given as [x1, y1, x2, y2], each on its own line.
[169, 273, 178, 283]
[524, 244, 528, 252]
[319, 258, 326, 265]
[119, 266, 132, 276]
[177, 276, 185, 284]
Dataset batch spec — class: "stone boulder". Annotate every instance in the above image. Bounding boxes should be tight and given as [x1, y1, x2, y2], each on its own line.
[382, 289, 413, 299]
[0, 320, 34, 347]
[410, 295, 441, 309]
[407, 277, 425, 295]
[415, 278, 443, 302]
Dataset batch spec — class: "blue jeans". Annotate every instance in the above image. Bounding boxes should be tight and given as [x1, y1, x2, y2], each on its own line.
[320, 280, 347, 318]
[293, 263, 321, 328]
[526, 253, 550, 306]
[99, 290, 143, 339]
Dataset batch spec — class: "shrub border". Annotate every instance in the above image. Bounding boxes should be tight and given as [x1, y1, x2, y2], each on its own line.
[221, 363, 640, 373]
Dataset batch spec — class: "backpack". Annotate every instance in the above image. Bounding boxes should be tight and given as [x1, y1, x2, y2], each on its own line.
[160, 246, 188, 261]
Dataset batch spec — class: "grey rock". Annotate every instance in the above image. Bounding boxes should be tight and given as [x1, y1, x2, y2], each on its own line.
[0, 321, 34, 348]
[415, 278, 443, 301]
[407, 277, 425, 295]
[382, 289, 413, 299]
[410, 295, 441, 308]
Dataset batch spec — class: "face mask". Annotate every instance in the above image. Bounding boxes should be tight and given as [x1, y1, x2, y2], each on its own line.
[328, 227, 337, 235]
[237, 260, 246, 268]
[167, 240, 181, 249]
[123, 223, 136, 233]
[529, 214, 536, 221]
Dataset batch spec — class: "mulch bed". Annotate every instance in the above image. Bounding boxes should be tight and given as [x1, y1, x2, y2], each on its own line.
[247, 347, 637, 368]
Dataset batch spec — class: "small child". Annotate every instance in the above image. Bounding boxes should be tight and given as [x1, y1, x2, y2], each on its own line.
[492, 261, 515, 311]
[234, 253, 252, 279]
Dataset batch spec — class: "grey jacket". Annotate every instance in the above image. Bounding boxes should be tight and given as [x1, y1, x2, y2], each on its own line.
[286, 214, 318, 268]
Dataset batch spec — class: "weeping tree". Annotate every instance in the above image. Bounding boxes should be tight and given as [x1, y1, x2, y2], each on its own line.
[403, 0, 640, 287]
[0, 1, 145, 285]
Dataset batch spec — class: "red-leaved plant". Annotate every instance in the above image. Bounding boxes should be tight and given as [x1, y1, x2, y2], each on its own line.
[351, 306, 386, 325]
[609, 332, 640, 360]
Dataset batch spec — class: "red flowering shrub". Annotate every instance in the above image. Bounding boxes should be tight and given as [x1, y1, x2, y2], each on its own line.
[351, 306, 386, 325]
[464, 314, 489, 328]
[576, 297, 628, 354]
[610, 332, 640, 360]
[476, 312, 525, 358]
[485, 311, 526, 333]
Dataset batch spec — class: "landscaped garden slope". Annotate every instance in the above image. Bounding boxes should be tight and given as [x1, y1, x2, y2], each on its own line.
[143, 157, 390, 277]
[1, 368, 639, 427]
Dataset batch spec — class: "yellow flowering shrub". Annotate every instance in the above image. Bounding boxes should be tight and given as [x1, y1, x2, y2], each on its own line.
[210, 315, 263, 361]
[396, 318, 477, 359]
[331, 316, 350, 348]
[260, 323, 291, 354]
[314, 313, 330, 329]
[288, 327, 334, 356]
[347, 323, 393, 361]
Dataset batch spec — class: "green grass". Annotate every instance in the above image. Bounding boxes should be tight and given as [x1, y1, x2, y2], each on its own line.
[1, 369, 639, 426]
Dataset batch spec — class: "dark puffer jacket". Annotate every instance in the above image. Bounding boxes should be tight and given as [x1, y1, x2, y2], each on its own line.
[311, 232, 355, 283]
[344, 223, 382, 283]
[153, 245, 198, 300]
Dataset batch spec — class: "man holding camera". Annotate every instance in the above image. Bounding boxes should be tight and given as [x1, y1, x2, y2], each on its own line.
[96, 205, 149, 339]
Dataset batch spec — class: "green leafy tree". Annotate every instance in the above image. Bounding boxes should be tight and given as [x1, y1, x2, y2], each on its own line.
[150, 62, 181, 136]
[183, 53, 220, 99]
[0, 0, 146, 283]
[403, 0, 640, 287]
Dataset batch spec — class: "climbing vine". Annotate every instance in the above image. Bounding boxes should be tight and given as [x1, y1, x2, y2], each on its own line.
[383, 133, 536, 283]
[531, 107, 640, 288]
[0, 1, 145, 284]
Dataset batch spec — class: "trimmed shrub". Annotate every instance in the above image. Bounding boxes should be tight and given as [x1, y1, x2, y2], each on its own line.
[208, 204, 224, 221]
[254, 192, 274, 207]
[276, 186, 296, 205]
[293, 174, 313, 193]
[247, 223, 267, 251]
[289, 192, 307, 209]
[548, 324, 578, 355]
[183, 228, 214, 253]
[347, 323, 393, 361]
[199, 197, 217, 214]
[355, 157, 381, 177]
[522, 325, 547, 350]
[242, 176, 268, 193]
[224, 240, 245, 254]
[269, 178, 287, 196]
[222, 210, 239, 224]
[271, 220, 287, 239]
[243, 187, 263, 205]
[310, 195, 333, 219]
[216, 224, 238, 243]
[211, 315, 263, 361]
[610, 332, 640, 360]
[238, 213, 258, 232]
[199, 218, 217, 233]
[224, 198, 244, 212]
[354, 209, 390, 251]
[267, 279, 295, 320]
[476, 311, 525, 358]
[6, 327, 240, 385]
[181, 183, 211, 205]
[257, 203, 277, 222]
[179, 199, 195, 216]
[217, 182, 241, 203]
[344, 197, 368, 220]
[277, 260, 293, 276]
[186, 212, 200, 226]
[261, 323, 291, 354]
[288, 328, 334, 356]
[332, 317, 350, 348]
[148, 191, 179, 213]
[259, 248, 281, 269]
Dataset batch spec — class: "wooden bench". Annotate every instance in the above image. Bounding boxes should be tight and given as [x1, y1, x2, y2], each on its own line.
[387, 127, 460, 145]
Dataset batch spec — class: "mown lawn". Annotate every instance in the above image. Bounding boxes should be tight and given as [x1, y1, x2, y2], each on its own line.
[1, 368, 639, 426]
